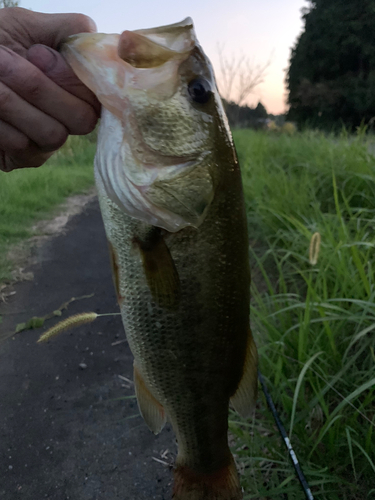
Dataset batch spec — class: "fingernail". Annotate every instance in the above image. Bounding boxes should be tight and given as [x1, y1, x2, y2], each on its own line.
[27, 44, 58, 73]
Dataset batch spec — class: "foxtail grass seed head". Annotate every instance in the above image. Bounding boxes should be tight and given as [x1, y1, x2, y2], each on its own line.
[38, 312, 98, 343]
[309, 232, 321, 266]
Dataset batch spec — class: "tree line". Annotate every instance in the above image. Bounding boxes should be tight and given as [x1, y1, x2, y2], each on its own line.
[286, 0, 375, 130]
[224, 100, 272, 128]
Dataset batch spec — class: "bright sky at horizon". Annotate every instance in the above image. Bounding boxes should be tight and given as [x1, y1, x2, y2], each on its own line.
[24, 0, 307, 114]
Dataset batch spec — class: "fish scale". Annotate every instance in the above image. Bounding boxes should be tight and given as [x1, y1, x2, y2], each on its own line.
[133, 91, 210, 156]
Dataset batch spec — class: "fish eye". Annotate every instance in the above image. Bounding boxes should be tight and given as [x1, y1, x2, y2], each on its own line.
[188, 78, 212, 104]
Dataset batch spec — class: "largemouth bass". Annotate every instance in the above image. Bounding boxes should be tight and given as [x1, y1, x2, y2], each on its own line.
[62, 18, 258, 500]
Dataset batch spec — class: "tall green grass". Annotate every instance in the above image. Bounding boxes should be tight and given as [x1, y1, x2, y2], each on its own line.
[0, 134, 96, 280]
[232, 129, 375, 499]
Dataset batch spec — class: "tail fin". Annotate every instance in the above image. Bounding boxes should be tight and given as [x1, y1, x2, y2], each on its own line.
[172, 456, 242, 500]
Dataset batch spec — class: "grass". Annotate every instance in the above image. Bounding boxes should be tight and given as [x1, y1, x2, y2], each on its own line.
[231, 128, 375, 499]
[0, 133, 96, 281]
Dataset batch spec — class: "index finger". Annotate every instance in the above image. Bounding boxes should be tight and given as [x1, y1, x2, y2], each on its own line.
[0, 8, 97, 55]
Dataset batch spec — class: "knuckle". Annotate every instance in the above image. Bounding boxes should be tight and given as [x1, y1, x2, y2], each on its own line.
[0, 120, 29, 155]
[24, 76, 44, 101]
[74, 106, 98, 135]
[13, 134, 31, 153]
[0, 85, 12, 109]
[41, 126, 68, 152]
[17, 65, 45, 100]
[0, 49, 14, 79]
[10, 134, 30, 153]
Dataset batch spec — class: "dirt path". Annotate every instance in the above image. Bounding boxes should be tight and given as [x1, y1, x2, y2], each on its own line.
[0, 198, 175, 500]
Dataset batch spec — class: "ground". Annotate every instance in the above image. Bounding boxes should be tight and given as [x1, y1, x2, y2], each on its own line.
[0, 198, 176, 500]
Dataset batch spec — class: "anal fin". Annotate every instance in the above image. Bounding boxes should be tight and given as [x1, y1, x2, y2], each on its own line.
[230, 329, 258, 417]
[134, 363, 167, 434]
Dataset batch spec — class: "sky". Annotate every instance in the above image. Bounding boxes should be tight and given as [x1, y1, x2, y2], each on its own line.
[24, 0, 308, 114]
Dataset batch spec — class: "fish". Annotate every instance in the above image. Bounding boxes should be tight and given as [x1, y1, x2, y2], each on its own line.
[62, 18, 258, 500]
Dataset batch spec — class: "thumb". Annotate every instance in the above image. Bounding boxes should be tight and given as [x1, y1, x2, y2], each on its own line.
[8, 8, 97, 51]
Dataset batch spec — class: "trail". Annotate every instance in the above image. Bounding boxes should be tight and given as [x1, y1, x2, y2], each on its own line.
[0, 198, 175, 500]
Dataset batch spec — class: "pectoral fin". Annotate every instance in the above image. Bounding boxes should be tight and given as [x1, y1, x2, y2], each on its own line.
[108, 241, 123, 303]
[135, 228, 181, 309]
[230, 329, 258, 417]
[134, 363, 167, 434]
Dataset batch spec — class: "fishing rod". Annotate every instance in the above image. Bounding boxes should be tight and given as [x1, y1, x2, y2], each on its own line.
[258, 370, 314, 500]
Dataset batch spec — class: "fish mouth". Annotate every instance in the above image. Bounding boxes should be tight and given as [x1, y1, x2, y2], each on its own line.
[61, 18, 197, 115]
[62, 17, 196, 74]
[119, 17, 196, 68]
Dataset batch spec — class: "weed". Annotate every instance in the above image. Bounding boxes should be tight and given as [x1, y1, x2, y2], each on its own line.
[232, 129, 375, 499]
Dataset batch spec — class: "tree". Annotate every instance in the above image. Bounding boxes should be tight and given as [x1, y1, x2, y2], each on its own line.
[254, 102, 268, 119]
[286, 0, 375, 129]
[217, 44, 270, 109]
[223, 100, 269, 128]
[0, 0, 19, 7]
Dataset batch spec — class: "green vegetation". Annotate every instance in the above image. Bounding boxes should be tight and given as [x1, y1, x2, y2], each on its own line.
[287, 0, 375, 129]
[231, 128, 375, 499]
[0, 134, 95, 281]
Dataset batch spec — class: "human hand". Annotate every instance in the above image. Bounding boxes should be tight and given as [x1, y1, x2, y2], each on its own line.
[0, 7, 100, 172]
